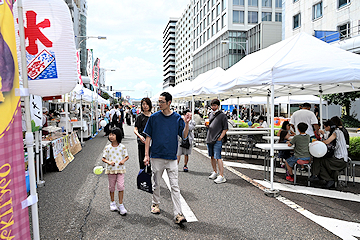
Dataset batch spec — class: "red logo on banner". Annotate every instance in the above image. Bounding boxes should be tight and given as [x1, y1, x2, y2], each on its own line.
[24, 10, 52, 55]
[27, 49, 55, 79]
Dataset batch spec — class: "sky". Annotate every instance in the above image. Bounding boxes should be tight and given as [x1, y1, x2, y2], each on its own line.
[86, 0, 191, 100]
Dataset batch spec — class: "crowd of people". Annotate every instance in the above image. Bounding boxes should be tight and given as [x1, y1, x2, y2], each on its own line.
[99, 96, 350, 225]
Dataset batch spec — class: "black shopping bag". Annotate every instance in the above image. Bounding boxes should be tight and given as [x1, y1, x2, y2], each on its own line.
[137, 167, 153, 194]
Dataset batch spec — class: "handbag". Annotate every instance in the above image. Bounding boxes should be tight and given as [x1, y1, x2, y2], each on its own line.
[137, 167, 153, 194]
[180, 138, 190, 149]
[324, 139, 336, 158]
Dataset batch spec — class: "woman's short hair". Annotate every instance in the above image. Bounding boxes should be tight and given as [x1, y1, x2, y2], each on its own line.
[141, 97, 152, 112]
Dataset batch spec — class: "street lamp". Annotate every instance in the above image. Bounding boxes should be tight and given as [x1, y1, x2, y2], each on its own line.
[221, 39, 248, 55]
[75, 35, 107, 48]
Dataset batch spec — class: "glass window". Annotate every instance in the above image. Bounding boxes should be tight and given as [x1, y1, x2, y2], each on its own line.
[222, 13, 227, 28]
[200, 10, 203, 19]
[294, 0, 299, 2]
[203, 19, 206, 28]
[338, 0, 350, 9]
[208, 0, 211, 11]
[222, 0, 227, 10]
[313, 2, 322, 20]
[212, 24, 215, 36]
[233, 0, 245, 5]
[207, 28, 210, 39]
[200, 22, 203, 32]
[275, 12, 282, 22]
[262, 12, 271, 21]
[248, 0, 258, 7]
[262, 0, 271, 7]
[338, 22, 350, 39]
[275, 0, 282, 7]
[207, 15, 210, 25]
[216, 20, 219, 32]
[293, 13, 300, 29]
[248, 11, 258, 23]
[217, 4, 221, 16]
[233, 10, 244, 23]
[200, 36, 202, 45]
[212, 9, 215, 20]
[197, 2, 199, 11]
[212, 0, 216, 6]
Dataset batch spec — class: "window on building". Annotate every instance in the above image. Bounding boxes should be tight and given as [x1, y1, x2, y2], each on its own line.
[338, 0, 350, 8]
[207, 28, 210, 39]
[208, 0, 211, 11]
[222, 0, 227, 10]
[216, 19, 220, 32]
[248, 0, 258, 7]
[197, 26, 199, 36]
[207, 15, 210, 25]
[262, 12, 271, 21]
[275, 12, 282, 22]
[248, 11, 258, 23]
[212, 24, 215, 36]
[200, 0, 202, 7]
[212, 9, 215, 20]
[200, 22, 203, 32]
[294, 0, 299, 2]
[313, 2, 322, 20]
[217, 4, 221, 16]
[338, 22, 350, 39]
[212, 0, 216, 6]
[200, 10, 203, 18]
[262, 0, 271, 7]
[200, 36, 202, 45]
[233, 10, 244, 23]
[222, 13, 227, 28]
[293, 13, 300, 29]
[197, 14, 199, 24]
[197, 2, 199, 11]
[194, 19, 196, 27]
[203, 19, 206, 28]
[233, 0, 245, 5]
[275, 0, 282, 7]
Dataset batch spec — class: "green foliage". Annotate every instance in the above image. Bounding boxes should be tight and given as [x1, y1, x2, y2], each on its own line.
[31, 120, 40, 132]
[341, 115, 360, 128]
[349, 137, 360, 158]
[323, 91, 360, 116]
[101, 92, 110, 100]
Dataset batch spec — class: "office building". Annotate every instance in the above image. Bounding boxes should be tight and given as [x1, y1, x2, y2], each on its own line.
[163, 18, 178, 89]
[64, 0, 88, 75]
[283, 0, 360, 53]
[175, 3, 194, 85]
[192, 0, 282, 78]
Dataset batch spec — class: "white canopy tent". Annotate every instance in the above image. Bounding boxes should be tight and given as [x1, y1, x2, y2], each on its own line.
[207, 32, 360, 191]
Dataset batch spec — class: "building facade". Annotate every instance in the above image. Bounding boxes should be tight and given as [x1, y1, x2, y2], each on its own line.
[163, 18, 178, 89]
[283, 0, 360, 46]
[175, 3, 194, 85]
[64, 0, 88, 75]
[192, 0, 283, 78]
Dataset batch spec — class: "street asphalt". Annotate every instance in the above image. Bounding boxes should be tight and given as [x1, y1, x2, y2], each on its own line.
[36, 123, 359, 239]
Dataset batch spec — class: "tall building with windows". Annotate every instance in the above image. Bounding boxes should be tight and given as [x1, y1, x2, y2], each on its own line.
[283, 0, 360, 53]
[175, 3, 194, 85]
[163, 18, 178, 89]
[192, 0, 282, 78]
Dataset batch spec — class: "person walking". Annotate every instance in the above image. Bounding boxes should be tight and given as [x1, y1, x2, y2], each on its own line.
[109, 105, 120, 129]
[206, 99, 228, 184]
[102, 127, 129, 215]
[119, 103, 125, 138]
[177, 109, 196, 172]
[134, 97, 152, 172]
[143, 92, 191, 224]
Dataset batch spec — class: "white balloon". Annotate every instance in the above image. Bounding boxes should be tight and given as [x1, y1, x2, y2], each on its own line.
[100, 120, 107, 127]
[309, 141, 327, 158]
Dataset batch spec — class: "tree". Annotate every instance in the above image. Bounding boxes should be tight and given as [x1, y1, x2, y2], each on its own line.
[323, 91, 360, 116]
[101, 92, 110, 100]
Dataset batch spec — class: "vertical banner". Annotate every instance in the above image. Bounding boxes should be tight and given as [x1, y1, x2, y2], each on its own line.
[86, 49, 93, 80]
[0, 1, 31, 239]
[30, 94, 42, 132]
[92, 58, 100, 87]
[76, 50, 83, 85]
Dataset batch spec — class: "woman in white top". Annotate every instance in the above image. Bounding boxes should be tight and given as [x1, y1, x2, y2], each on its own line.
[311, 120, 348, 189]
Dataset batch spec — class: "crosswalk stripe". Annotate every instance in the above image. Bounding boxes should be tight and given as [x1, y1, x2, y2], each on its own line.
[162, 171, 198, 222]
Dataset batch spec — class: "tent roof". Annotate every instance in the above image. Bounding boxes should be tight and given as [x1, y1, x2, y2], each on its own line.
[204, 32, 360, 98]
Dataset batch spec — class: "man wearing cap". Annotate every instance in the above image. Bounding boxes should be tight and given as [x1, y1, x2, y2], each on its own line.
[290, 102, 319, 141]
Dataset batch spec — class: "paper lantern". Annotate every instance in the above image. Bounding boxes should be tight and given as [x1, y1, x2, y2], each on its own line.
[100, 120, 107, 127]
[309, 141, 327, 158]
[14, 0, 77, 97]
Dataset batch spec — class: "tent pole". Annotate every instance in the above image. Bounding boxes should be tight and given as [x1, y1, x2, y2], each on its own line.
[267, 95, 270, 125]
[288, 94, 291, 118]
[80, 95, 84, 145]
[237, 97, 240, 120]
[319, 91, 323, 129]
[17, 0, 40, 238]
[326, 103, 329, 120]
[192, 95, 195, 120]
[270, 85, 275, 191]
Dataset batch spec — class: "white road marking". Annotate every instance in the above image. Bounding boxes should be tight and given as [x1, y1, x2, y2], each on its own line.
[162, 171, 198, 222]
[224, 161, 286, 173]
[276, 196, 360, 240]
[255, 180, 360, 203]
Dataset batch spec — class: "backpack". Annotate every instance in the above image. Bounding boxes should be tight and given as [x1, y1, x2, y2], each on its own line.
[112, 111, 119, 124]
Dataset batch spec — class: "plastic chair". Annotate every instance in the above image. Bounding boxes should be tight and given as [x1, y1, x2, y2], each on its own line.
[293, 160, 312, 187]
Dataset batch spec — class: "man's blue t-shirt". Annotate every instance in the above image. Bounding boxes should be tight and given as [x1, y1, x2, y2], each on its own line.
[143, 111, 185, 160]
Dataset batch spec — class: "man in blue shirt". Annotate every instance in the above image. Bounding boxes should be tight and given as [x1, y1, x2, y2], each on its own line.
[144, 92, 191, 224]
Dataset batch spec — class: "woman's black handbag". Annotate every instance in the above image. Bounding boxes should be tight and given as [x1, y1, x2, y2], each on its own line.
[180, 138, 191, 149]
[137, 167, 153, 194]
[324, 140, 336, 158]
